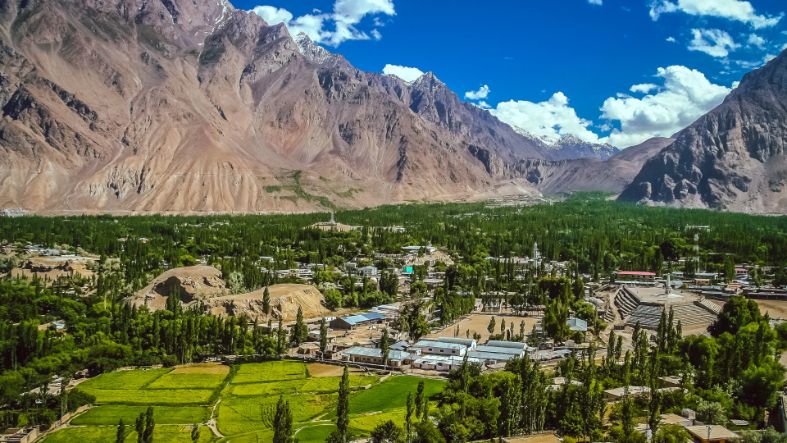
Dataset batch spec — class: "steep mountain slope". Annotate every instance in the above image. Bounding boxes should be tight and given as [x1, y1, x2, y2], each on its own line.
[620, 51, 787, 213]
[0, 0, 559, 213]
[517, 137, 673, 194]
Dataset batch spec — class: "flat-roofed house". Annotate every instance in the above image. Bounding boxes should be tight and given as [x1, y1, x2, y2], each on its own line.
[411, 339, 468, 357]
[684, 425, 739, 443]
[340, 346, 412, 367]
[411, 354, 482, 372]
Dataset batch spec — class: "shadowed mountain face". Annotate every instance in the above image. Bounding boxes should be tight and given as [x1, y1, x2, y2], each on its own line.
[619, 50, 787, 214]
[0, 0, 637, 214]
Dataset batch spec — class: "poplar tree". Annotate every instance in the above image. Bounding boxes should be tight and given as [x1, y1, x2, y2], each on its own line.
[116, 419, 126, 443]
[273, 395, 294, 443]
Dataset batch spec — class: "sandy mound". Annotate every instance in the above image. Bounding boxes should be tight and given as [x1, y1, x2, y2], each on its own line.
[132, 265, 228, 310]
[131, 266, 326, 321]
[205, 284, 328, 322]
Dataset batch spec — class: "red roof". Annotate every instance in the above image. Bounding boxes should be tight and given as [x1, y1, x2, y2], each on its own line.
[617, 271, 656, 276]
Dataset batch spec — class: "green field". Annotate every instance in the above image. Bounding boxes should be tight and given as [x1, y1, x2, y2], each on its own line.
[71, 405, 208, 425]
[44, 361, 446, 443]
[231, 360, 307, 384]
[43, 425, 214, 443]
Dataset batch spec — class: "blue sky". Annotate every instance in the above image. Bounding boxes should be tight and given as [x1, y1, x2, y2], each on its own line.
[233, 0, 786, 147]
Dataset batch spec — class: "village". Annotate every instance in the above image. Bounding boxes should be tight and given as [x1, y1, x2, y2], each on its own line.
[1, 209, 787, 443]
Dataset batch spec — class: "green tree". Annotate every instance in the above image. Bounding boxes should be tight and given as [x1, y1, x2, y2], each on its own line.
[263, 287, 271, 315]
[135, 413, 145, 443]
[405, 392, 414, 442]
[487, 316, 496, 334]
[370, 420, 405, 443]
[335, 366, 351, 442]
[290, 306, 308, 345]
[319, 317, 328, 358]
[190, 425, 200, 443]
[273, 395, 294, 443]
[414, 381, 425, 418]
[143, 406, 154, 443]
[653, 424, 690, 443]
[116, 419, 126, 443]
[380, 328, 390, 367]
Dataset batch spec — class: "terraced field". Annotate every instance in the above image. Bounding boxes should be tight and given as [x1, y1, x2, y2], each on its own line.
[43, 360, 446, 442]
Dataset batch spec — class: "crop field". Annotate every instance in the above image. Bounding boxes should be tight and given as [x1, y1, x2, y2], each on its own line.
[43, 425, 214, 443]
[44, 360, 446, 442]
[71, 405, 208, 425]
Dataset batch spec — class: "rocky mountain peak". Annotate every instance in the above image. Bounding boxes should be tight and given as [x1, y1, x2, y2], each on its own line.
[294, 32, 339, 65]
[619, 49, 787, 213]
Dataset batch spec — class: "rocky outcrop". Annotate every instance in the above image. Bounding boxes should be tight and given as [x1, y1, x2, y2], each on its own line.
[620, 51, 787, 213]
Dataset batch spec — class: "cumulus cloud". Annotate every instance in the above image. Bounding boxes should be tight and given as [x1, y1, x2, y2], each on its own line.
[649, 0, 782, 29]
[630, 83, 659, 94]
[588, 0, 603, 5]
[600, 65, 731, 147]
[666, 36, 677, 43]
[382, 64, 424, 82]
[251, 6, 293, 25]
[688, 28, 740, 58]
[465, 85, 491, 101]
[490, 92, 602, 144]
[251, 0, 395, 46]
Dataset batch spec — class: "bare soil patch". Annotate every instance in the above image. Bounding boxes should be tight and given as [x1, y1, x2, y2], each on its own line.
[427, 313, 541, 342]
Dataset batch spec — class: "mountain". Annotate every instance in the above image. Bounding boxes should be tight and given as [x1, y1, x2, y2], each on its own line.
[517, 137, 673, 195]
[620, 50, 787, 213]
[0, 0, 581, 214]
[519, 133, 620, 161]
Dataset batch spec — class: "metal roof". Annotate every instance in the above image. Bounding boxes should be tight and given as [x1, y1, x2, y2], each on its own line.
[412, 339, 467, 350]
[474, 345, 525, 356]
[342, 346, 411, 361]
[467, 350, 518, 361]
[485, 340, 528, 350]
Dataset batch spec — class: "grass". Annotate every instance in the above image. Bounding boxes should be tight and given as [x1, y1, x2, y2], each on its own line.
[78, 388, 214, 405]
[43, 425, 214, 443]
[71, 405, 208, 425]
[231, 361, 307, 384]
[77, 368, 170, 391]
[295, 424, 337, 442]
[227, 375, 378, 397]
[62, 361, 446, 442]
[344, 376, 445, 415]
[147, 365, 229, 390]
[217, 393, 336, 436]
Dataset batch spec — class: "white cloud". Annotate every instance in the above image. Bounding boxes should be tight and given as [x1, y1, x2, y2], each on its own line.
[382, 64, 424, 83]
[649, 0, 782, 29]
[250, 6, 293, 25]
[251, 0, 395, 47]
[747, 33, 766, 48]
[588, 0, 603, 5]
[490, 92, 602, 144]
[666, 36, 677, 43]
[465, 85, 491, 101]
[600, 65, 731, 147]
[630, 83, 659, 94]
[688, 28, 740, 58]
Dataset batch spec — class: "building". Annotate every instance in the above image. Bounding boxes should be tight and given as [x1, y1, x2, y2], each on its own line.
[684, 425, 739, 443]
[615, 271, 657, 285]
[402, 245, 436, 254]
[411, 354, 482, 372]
[410, 339, 468, 357]
[566, 317, 588, 333]
[329, 311, 387, 330]
[603, 386, 651, 401]
[358, 266, 379, 278]
[340, 346, 412, 367]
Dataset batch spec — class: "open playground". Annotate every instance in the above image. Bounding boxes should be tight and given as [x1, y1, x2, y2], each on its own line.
[43, 361, 445, 442]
